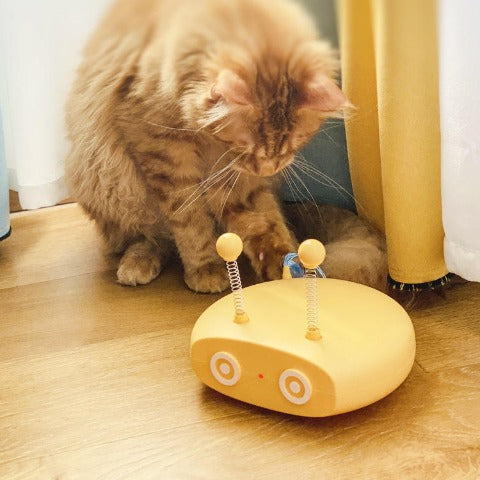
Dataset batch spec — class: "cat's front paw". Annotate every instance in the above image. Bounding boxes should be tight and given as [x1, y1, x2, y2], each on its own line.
[117, 254, 162, 286]
[247, 234, 296, 281]
[184, 261, 229, 293]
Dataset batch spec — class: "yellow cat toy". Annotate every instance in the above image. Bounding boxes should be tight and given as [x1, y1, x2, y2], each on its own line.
[190, 234, 415, 417]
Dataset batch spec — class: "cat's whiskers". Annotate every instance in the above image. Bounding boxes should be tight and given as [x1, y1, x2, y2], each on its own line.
[210, 151, 247, 205]
[210, 169, 238, 205]
[292, 158, 367, 214]
[174, 170, 233, 215]
[177, 146, 238, 195]
[318, 122, 347, 134]
[281, 169, 311, 224]
[293, 158, 347, 192]
[285, 165, 323, 221]
[203, 148, 246, 192]
[293, 160, 349, 200]
[198, 102, 231, 130]
[212, 120, 234, 135]
[283, 168, 304, 203]
[318, 129, 347, 152]
[143, 119, 202, 133]
[174, 151, 246, 215]
[207, 146, 238, 175]
[174, 160, 237, 215]
[219, 171, 242, 220]
[292, 157, 333, 188]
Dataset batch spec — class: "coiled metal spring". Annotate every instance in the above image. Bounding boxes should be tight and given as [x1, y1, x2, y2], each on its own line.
[226, 260, 246, 315]
[305, 267, 320, 334]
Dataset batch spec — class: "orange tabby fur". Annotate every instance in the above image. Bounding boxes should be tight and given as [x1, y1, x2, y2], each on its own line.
[66, 0, 384, 292]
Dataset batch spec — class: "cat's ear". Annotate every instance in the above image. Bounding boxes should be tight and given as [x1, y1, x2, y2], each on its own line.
[299, 75, 348, 113]
[210, 70, 251, 106]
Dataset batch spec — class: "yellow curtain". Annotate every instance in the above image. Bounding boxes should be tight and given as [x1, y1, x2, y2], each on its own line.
[338, 0, 447, 284]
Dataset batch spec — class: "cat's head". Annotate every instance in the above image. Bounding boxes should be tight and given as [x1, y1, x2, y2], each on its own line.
[196, 42, 348, 177]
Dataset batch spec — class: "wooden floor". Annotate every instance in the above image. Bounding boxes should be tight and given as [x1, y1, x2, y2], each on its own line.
[1, 204, 479, 480]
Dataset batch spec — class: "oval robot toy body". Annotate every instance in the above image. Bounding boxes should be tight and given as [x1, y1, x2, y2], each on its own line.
[190, 234, 416, 417]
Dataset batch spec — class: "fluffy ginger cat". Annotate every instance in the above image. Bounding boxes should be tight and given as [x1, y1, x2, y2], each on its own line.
[66, 0, 386, 292]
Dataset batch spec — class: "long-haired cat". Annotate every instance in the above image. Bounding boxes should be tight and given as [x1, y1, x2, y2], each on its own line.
[66, 0, 386, 292]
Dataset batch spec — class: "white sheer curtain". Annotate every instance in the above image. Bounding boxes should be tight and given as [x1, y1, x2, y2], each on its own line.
[0, 0, 112, 210]
[439, 0, 480, 282]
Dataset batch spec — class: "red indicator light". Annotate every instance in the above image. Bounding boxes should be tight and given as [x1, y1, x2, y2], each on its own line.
[258, 374, 264, 379]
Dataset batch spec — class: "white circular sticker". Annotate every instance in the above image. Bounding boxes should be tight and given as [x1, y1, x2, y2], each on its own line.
[210, 352, 241, 386]
[279, 369, 312, 405]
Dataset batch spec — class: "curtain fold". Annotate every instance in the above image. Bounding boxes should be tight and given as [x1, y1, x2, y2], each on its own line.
[338, 0, 448, 285]
[335, 0, 383, 232]
[439, 0, 480, 282]
[0, 0, 112, 210]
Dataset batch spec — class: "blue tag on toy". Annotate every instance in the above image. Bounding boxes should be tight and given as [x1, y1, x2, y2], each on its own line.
[283, 252, 326, 279]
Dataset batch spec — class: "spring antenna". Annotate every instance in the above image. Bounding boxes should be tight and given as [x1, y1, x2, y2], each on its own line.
[298, 239, 326, 340]
[305, 267, 319, 333]
[216, 233, 249, 324]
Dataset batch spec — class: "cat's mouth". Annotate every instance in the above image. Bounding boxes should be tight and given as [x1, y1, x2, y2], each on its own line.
[234, 155, 294, 177]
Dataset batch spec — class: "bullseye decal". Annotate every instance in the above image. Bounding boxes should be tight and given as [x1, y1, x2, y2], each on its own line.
[210, 352, 241, 386]
[279, 369, 312, 405]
